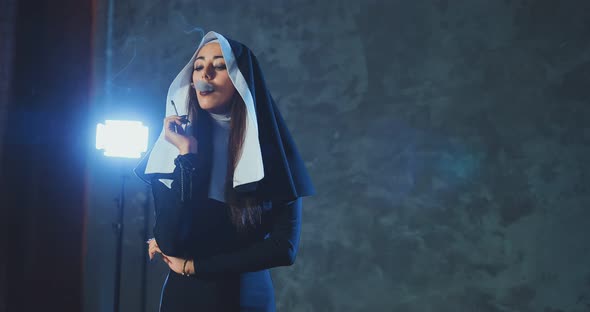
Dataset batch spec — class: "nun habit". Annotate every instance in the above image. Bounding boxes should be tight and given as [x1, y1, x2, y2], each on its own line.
[134, 31, 315, 311]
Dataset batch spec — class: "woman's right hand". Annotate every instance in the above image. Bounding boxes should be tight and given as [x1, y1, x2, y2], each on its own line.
[163, 115, 198, 155]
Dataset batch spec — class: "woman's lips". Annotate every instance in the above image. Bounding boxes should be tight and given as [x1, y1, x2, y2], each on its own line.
[199, 91, 213, 96]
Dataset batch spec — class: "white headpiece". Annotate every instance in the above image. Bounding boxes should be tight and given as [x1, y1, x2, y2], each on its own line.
[142, 31, 264, 189]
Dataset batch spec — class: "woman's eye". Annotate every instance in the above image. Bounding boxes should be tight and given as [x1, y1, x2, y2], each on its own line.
[193, 65, 225, 71]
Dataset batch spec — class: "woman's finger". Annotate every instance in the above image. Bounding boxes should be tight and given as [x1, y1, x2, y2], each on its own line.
[165, 115, 183, 120]
[165, 118, 182, 127]
[149, 247, 162, 257]
[164, 116, 184, 129]
[148, 243, 163, 260]
[148, 240, 159, 250]
[165, 119, 177, 131]
[163, 116, 183, 125]
[149, 242, 161, 251]
[164, 120, 187, 138]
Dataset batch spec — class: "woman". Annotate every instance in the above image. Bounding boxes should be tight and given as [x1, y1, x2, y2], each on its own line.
[134, 31, 315, 311]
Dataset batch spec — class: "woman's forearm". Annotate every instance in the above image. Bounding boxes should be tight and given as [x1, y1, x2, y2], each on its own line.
[150, 153, 206, 256]
[191, 198, 302, 276]
[151, 178, 188, 257]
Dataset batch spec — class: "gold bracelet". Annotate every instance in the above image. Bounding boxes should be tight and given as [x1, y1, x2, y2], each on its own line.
[182, 259, 189, 276]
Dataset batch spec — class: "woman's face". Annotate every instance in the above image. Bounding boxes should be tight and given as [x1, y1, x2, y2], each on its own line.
[193, 42, 236, 114]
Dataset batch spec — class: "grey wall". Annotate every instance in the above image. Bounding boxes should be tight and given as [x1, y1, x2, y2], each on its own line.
[84, 1, 590, 311]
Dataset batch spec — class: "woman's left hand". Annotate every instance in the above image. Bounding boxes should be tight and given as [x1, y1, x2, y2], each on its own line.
[161, 253, 193, 275]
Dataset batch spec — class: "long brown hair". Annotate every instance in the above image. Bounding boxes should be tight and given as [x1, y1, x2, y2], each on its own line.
[187, 85, 263, 233]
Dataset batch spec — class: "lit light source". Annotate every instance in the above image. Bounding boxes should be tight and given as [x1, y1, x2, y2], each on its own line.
[96, 120, 149, 158]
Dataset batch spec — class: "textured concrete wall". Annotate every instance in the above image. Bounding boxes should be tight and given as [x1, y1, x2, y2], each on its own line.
[84, 1, 590, 311]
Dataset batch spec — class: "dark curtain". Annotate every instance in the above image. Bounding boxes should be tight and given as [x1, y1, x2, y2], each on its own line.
[0, 0, 93, 311]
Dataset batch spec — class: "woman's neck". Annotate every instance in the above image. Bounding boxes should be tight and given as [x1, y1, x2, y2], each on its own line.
[208, 110, 231, 121]
[208, 110, 231, 130]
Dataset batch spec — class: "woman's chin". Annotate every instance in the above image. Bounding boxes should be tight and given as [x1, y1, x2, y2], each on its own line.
[198, 102, 217, 111]
[200, 102, 231, 114]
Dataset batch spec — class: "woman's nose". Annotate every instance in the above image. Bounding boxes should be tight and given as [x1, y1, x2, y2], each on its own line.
[202, 66, 214, 80]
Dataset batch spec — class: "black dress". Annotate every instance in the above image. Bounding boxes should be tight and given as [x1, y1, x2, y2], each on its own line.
[135, 31, 316, 312]
[151, 174, 302, 312]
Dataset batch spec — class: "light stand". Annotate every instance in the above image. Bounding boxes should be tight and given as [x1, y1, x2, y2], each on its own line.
[112, 173, 127, 312]
[140, 184, 151, 312]
[96, 119, 148, 312]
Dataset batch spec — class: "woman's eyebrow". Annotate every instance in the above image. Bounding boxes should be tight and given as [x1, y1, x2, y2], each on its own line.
[195, 55, 224, 61]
